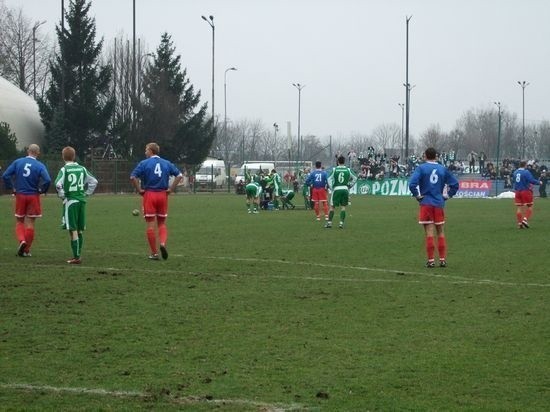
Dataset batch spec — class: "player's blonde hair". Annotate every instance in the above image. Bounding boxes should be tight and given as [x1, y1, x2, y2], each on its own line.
[62, 146, 76, 162]
[146, 142, 160, 155]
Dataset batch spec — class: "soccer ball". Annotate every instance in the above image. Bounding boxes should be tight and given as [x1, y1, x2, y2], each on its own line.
[132, 209, 140, 216]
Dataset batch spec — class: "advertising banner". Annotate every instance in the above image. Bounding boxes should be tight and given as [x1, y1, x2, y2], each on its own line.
[454, 180, 492, 198]
[352, 179, 410, 196]
[351, 178, 493, 198]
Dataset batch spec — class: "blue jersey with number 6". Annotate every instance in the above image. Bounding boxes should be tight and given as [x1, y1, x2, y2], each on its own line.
[130, 155, 181, 191]
[408, 161, 459, 207]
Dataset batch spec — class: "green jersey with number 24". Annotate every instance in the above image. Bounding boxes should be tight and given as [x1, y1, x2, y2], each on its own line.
[55, 162, 98, 202]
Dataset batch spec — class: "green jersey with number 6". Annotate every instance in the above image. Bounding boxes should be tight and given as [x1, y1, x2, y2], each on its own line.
[328, 165, 357, 191]
[55, 162, 98, 201]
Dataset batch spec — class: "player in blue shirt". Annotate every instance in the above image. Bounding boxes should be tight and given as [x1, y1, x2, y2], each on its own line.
[408, 147, 459, 268]
[131, 142, 183, 260]
[305, 161, 329, 220]
[512, 161, 541, 229]
[2, 144, 51, 256]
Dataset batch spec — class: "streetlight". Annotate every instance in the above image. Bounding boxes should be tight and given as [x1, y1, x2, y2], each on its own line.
[403, 83, 415, 160]
[404, 15, 412, 159]
[494, 101, 502, 196]
[517, 80, 529, 159]
[223, 66, 237, 144]
[292, 83, 305, 161]
[32, 20, 46, 100]
[201, 15, 215, 122]
[398, 103, 405, 161]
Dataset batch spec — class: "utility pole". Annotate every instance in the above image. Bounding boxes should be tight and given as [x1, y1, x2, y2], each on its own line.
[404, 15, 412, 159]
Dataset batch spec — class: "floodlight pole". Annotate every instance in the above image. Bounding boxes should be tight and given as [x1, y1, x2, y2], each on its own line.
[32, 20, 46, 100]
[292, 83, 305, 162]
[517, 80, 529, 159]
[494, 101, 502, 196]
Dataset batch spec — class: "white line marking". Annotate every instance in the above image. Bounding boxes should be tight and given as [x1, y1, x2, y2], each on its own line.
[0, 383, 306, 411]
[2, 248, 549, 288]
[206, 255, 550, 288]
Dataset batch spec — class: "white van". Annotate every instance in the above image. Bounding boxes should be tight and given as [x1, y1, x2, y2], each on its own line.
[195, 158, 227, 187]
[235, 161, 275, 184]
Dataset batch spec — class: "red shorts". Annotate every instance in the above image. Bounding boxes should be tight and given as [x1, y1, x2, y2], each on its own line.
[311, 187, 327, 202]
[515, 190, 533, 206]
[143, 191, 168, 217]
[418, 205, 445, 225]
[15, 194, 42, 218]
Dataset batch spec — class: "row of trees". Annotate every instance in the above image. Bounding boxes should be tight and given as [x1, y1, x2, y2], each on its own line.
[215, 107, 550, 168]
[0, 0, 51, 98]
[1, 0, 214, 165]
[1, 0, 549, 167]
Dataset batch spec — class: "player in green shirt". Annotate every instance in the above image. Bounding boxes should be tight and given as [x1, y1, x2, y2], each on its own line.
[245, 178, 262, 213]
[326, 155, 357, 229]
[280, 189, 296, 209]
[55, 146, 98, 264]
[266, 169, 282, 210]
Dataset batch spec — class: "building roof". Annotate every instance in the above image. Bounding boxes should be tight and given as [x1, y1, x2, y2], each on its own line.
[0, 75, 44, 150]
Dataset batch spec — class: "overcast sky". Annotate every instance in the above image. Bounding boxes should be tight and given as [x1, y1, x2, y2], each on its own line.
[8, 0, 550, 141]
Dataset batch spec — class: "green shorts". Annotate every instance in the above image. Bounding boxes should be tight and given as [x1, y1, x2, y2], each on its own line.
[330, 188, 349, 207]
[61, 199, 87, 231]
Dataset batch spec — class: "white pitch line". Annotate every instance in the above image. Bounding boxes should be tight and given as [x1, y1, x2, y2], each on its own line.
[205, 255, 550, 288]
[0, 383, 306, 411]
[2, 248, 549, 288]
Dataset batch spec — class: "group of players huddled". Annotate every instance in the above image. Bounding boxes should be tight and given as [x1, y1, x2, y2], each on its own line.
[245, 155, 357, 229]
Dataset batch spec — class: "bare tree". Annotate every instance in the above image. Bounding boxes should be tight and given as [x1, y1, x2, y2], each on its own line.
[0, 2, 51, 98]
[347, 132, 373, 157]
[100, 34, 150, 157]
[372, 123, 401, 152]
[419, 124, 445, 150]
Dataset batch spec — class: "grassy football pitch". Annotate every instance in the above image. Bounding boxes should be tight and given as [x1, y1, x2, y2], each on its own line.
[1, 193, 549, 411]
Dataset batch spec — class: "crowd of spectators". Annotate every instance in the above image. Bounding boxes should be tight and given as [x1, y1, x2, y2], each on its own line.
[339, 147, 548, 187]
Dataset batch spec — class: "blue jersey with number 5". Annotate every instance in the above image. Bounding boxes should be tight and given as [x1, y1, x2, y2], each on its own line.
[408, 161, 459, 207]
[130, 155, 181, 191]
[2, 156, 51, 194]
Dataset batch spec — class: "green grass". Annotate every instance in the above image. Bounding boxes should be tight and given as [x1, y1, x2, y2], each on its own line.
[1, 193, 549, 411]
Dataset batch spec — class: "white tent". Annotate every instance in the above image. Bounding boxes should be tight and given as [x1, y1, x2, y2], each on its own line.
[0, 76, 45, 150]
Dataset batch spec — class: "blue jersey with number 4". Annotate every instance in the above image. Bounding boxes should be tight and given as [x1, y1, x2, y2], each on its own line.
[130, 155, 181, 191]
[408, 161, 459, 208]
[2, 156, 51, 194]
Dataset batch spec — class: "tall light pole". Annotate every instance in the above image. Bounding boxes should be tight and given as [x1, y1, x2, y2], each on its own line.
[32, 20, 46, 100]
[292, 83, 305, 161]
[404, 15, 412, 159]
[517, 80, 529, 159]
[398, 103, 405, 161]
[132, 0, 136, 103]
[224, 67, 237, 143]
[202, 15, 215, 122]
[494, 101, 502, 196]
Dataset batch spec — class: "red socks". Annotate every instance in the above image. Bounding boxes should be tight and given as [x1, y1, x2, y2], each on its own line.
[437, 236, 447, 261]
[426, 236, 435, 260]
[146, 228, 157, 254]
[16, 221, 25, 243]
[24, 228, 34, 252]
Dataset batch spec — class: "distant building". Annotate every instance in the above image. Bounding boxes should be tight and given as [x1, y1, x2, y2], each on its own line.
[0, 75, 45, 151]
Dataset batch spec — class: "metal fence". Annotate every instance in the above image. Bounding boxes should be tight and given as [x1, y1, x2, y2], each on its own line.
[0, 159, 238, 194]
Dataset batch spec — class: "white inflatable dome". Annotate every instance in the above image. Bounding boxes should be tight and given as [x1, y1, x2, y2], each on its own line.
[0, 75, 45, 150]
